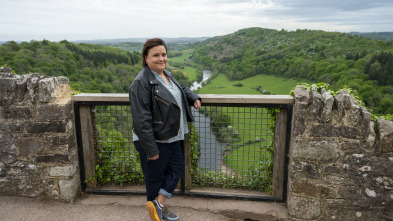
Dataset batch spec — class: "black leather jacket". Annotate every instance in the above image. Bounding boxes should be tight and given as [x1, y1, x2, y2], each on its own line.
[129, 67, 201, 158]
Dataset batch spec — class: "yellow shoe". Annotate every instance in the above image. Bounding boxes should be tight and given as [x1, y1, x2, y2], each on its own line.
[146, 200, 163, 221]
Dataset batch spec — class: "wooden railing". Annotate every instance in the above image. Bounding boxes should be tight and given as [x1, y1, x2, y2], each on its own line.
[72, 93, 293, 202]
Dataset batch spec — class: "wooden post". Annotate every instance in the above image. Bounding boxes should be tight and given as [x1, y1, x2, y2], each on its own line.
[79, 105, 97, 189]
[272, 108, 287, 199]
[178, 126, 192, 190]
[183, 130, 192, 188]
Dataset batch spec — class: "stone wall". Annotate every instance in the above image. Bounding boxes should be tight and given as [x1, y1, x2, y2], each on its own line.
[288, 86, 393, 220]
[0, 68, 79, 202]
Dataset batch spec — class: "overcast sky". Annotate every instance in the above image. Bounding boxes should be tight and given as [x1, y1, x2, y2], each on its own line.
[1, 0, 393, 42]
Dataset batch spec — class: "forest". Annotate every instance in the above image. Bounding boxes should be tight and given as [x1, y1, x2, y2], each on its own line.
[1, 28, 393, 115]
[192, 27, 393, 115]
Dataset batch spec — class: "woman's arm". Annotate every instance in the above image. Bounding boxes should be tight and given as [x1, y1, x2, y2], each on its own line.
[181, 85, 202, 109]
[129, 78, 159, 158]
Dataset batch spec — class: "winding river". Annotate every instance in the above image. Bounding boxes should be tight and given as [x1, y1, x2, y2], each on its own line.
[192, 110, 228, 171]
[190, 70, 227, 171]
[190, 70, 212, 91]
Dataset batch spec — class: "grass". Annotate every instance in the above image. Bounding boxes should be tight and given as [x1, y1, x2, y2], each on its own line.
[225, 141, 271, 171]
[207, 106, 273, 171]
[195, 73, 299, 178]
[181, 66, 199, 82]
[169, 49, 193, 63]
[198, 74, 301, 95]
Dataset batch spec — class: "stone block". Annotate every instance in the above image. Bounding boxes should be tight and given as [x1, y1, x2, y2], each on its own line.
[294, 87, 310, 103]
[290, 161, 319, 179]
[15, 137, 44, 156]
[37, 104, 63, 120]
[321, 91, 334, 123]
[348, 104, 362, 127]
[311, 124, 341, 137]
[0, 122, 21, 133]
[37, 102, 73, 120]
[57, 76, 69, 85]
[322, 175, 346, 186]
[38, 77, 60, 103]
[292, 139, 340, 162]
[293, 102, 308, 136]
[0, 77, 20, 106]
[341, 140, 361, 153]
[323, 163, 345, 175]
[36, 154, 69, 163]
[0, 67, 13, 73]
[341, 126, 360, 139]
[378, 118, 393, 153]
[0, 162, 5, 177]
[45, 134, 76, 151]
[364, 121, 376, 150]
[26, 121, 67, 134]
[2, 106, 34, 119]
[338, 184, 367, 202]
[334, 89, 352, 118]
[288, 196, 321, 220]
[291, 179, 336, 198]
[49, 163, 78, 177]
[360, 106, 371, 138]
[309, 89, 323, 117]
[0, 134, 15, 155]
[59, 174, 80, 201]
[324, 206, 376, 221]
[16, 73, 42, 103]
[27, 73, 42, 104]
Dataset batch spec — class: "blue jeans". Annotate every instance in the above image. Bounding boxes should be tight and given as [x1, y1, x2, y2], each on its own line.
[134, 141, 184, 201]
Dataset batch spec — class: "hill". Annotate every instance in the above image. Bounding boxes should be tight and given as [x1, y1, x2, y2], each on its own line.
[349, 32, 393, 41]
[0, 40, 143, 93]
[192, 27, 393, 114]
[0, 39, 202, 93]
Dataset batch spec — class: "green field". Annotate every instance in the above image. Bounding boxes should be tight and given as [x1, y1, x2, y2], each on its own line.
[194, 72, 300, 181]
[198, 74, 301, 95]
[181, 66, 199, 82]
[202, 106, 273, 172]
[169, 49, 193, 62]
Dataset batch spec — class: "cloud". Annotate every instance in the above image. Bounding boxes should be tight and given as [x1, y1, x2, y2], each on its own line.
[1, 0, 392, 41]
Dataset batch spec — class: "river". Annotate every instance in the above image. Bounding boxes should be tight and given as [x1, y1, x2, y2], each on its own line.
[190, 69, 227, 171]
[190, 70, 212, 91]
[192, 110, 228, 172]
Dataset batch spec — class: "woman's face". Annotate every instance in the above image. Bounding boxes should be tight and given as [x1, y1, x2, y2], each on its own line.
[145, 45, 167, 74]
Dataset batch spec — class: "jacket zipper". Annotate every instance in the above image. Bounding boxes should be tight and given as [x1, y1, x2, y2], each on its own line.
[154, 95, 169, 106]
[154, 93, 180, 109]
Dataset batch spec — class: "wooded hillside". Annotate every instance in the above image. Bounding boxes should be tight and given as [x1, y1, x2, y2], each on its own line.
[192, 27, 393, 114]
[0, 40, 142, 93]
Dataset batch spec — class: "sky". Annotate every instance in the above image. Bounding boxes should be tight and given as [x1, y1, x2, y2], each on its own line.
[1, 0, 393, 42]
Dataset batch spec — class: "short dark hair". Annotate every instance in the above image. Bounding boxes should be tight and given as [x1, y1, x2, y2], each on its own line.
[142, 38, 168, 67]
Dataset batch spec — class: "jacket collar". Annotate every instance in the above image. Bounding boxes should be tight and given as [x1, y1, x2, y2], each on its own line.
[142, 66, 175, 86]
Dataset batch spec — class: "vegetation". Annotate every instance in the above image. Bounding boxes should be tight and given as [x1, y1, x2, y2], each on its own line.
[0, 40, 142, 93]
[197, 73, 300, 95]
[349, 32, 393, 41]
[192, 27, 393, 115]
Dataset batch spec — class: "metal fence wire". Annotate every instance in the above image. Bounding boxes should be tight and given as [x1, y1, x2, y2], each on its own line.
[93, 104, 143, 185]
[192, 105, 274, 192]
[92, 103, 275, 192]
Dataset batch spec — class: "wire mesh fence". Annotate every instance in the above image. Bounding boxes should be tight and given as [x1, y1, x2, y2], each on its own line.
[91, 103, 275, 192]
[191, 105, 275, 192]
[92, 104, 143, 186]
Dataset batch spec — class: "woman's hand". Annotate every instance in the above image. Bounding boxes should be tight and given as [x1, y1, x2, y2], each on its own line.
[148, 155, 159, 161]
[194, 99, 201, 110]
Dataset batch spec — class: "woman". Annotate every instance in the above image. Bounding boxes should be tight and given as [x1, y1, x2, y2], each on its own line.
[129, 38, 201, 221]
